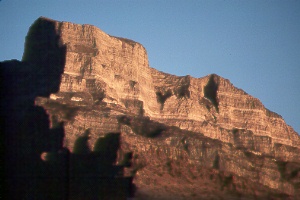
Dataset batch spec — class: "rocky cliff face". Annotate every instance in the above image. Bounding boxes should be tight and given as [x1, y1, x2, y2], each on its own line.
[20, 17, 300, 199]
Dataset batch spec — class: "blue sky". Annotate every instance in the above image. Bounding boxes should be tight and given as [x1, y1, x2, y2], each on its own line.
[1, 0, 299, 134]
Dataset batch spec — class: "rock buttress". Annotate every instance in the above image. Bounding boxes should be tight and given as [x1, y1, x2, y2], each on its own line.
[25, 17, 300, 198]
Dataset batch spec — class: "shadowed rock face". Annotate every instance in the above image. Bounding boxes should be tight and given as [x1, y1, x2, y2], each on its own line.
[1, 17, 67, 199]
[3, 17, 300, 199]
[1, 17, 134, 200]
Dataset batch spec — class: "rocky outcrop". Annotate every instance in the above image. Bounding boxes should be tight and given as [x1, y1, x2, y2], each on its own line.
[12, 17, 300, 198]
[1, 19, 135, 200]
[24, 18, 299, 149]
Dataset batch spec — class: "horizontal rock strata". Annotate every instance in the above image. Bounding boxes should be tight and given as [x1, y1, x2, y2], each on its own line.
[20, 17, 300, 198]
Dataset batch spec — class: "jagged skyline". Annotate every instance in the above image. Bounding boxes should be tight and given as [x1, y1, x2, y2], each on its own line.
[0, 0, 299, 134]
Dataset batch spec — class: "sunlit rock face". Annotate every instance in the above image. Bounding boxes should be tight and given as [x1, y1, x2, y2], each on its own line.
[24, 17, 300, 198]
[49, 19, 158, 116]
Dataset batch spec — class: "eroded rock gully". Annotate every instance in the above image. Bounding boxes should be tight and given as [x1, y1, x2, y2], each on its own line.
[4, 17, 300, 199]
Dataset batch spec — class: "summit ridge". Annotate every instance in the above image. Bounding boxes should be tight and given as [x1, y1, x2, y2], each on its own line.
[7, 17, 300, 199]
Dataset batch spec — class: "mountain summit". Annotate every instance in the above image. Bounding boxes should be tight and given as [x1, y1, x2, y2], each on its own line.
[5, 17, 300, 199]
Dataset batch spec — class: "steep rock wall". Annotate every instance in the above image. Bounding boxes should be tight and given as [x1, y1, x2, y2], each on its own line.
[22, 17, 300, 198]
[25, 17, 300, 152]
[50, 19, 159, 115]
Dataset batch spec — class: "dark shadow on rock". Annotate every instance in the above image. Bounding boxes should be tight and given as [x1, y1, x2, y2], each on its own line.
[73, 129, 92, 155]
[1, 17, 67, 199]
[1, 17, 134, 200]
[70, 132, 135, 199]
[129, 116, 167, 138]
[204, 74, 219, 112]
[22, 17, 66, 95]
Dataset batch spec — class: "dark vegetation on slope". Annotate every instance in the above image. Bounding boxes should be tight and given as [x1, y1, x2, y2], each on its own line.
[176, 84, 191, 99]
[156, 89, 172, 110]
[118, 115, 167, 138]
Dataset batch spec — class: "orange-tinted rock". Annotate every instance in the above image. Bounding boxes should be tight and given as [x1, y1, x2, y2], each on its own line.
[24, 17, 300, 198]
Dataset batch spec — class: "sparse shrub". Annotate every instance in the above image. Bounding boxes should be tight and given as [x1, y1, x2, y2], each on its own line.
[290, 169, 299, 179]
[130, 117, 166, 138]
[276, 161, 288, 180]
[221, 175, 234, 190]
[117, 115, 132, 125]
[181, 137, 189, 153]
[129, 80, 137, 88]
[177, 85, 190, 99]
[232, 128, 239, 134]
[131, 162, 146, 176]
[156, 89, 172, 110]
[120, 152, 133, 167]
[73, 129, 91, 154]
[91, 91, 105, 104]
[243, 150, 253, 158]
[93, 132, 120, 165]
[44, 101, 79, 121]
[166, 160, 172, 175]
[213, 152, 220, 169]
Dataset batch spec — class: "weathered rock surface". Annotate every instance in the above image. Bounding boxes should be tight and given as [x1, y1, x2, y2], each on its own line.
[18, 17, 300, 199]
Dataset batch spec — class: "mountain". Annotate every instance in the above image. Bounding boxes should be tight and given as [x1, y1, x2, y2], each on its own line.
[3, 17, 300, 199]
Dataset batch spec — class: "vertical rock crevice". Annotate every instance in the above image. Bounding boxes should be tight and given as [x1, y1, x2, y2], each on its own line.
[204, 74, 219, 112]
